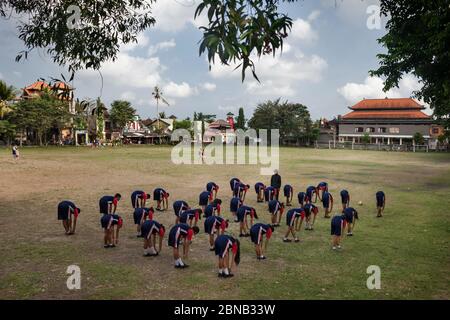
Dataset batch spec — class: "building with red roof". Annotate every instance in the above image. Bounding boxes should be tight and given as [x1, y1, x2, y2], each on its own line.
[20, 80, 76, 144]
[335, 97, 439, 145]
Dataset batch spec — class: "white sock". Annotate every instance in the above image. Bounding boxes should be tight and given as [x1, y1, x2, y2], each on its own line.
[177, 258, 184, 266]
[144, 249, 148, 255]
[149, 247, 156, 254]
[219, 268, 223, 274]
[223, 268, 229, 275]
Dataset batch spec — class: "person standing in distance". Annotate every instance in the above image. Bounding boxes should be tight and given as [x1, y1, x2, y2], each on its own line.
[270, 169, 282, 200]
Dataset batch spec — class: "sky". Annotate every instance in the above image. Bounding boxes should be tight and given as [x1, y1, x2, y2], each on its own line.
[0, 0, 425, 121]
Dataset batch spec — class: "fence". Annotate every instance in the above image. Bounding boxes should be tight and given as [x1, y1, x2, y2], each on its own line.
[322, 141, 429, 152]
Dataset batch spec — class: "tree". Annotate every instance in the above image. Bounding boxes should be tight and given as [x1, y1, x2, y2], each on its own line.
[0, 80, 16, 119]
[1, 1, 155, 73]
[110, 100, 136, 131]
[158, 112, 167, 119]
[248, 99, 313, 145]
[1, 1, 297, 81]
[173, 119, 192, 131]
[78, 97, 108, 140]
[195, 1, 296, 81]
[361, 133, 371, 144]
[235, 107, 246, 130]
[195, 113, 216, 123]
[308, 127, 321, 144]
[152, 86, 169, 129]
[413, 132, 425, 145]
[9, 94, 71, 145]
[0, 120, 16, 145]
[370, 1, 450, 127]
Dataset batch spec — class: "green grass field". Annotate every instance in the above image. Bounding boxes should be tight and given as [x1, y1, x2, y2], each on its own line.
[0, 146, 449, 299]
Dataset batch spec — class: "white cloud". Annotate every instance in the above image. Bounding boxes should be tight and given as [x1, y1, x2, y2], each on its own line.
[218, 105, 237, 112]
[79, 52, 163, 89]
[308, 10, 321, 21]
[209, 48, 328, 97]
[337, 75, 422, 104]
[245, 80, 296, 97]
[121, 33, 150, 52]
[200, 82, 216, 91]
[120, 91, 137, 101]
[152, 0, 198, 32]
[290, 18, 318, 43]
[320, 0, 382, 28]
[163, 81, 197, 98]
[148, 39, 176, 56]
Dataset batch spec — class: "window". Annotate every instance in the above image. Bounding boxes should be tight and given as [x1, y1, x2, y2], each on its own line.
[366, 127, 375, 133]
[378, 127, 387, 133]
[355, 127, 364, 133]
[389, 127, 400, 134]
[432, 128, 439, 134]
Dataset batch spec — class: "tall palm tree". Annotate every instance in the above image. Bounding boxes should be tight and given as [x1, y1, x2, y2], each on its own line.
[91, 98, 107, 140]
[0, 80, 17, 119]
[151, 86, 169, 129]
[77, 97, 107, 141]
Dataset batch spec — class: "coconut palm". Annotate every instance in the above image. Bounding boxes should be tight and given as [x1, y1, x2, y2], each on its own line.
[152, 86, 169, 129]
[0, 80, 17, 119]
[76, 97, 107, 141]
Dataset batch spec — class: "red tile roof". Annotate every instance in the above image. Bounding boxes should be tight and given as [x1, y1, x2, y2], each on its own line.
[24, 81, 50, 91]
[52, 81, 73, 90]
[208, 119, 231, 128]
[350, 98, 423, 110]
[342, 110, 430, 119]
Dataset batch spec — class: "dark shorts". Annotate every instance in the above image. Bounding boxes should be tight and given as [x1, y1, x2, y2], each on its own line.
[58, 202, 74, 220]
[140, 221, 155, 239]
[204, 218, 216, 235]
[286, 212, 298, 227]
[168, 228, 181, 248]
[230, 200, 240, 212]
[204, 205, 214, 218]
[131, 192, 144, 208]
[100, 215, 112, 229]
[57, 210, 69, 220]
[284, 187, 292, 197]
[153, 190, 162, 201]
[58, 206, 69, 220]
[255, 184, 263, 193]
[264, 190, 274, 202]
[250, 228, 261, 245]
[341, 195, 349, 204]
[236, 210, 246, 222]
[322, 198, 330, 209]
[99, 202, 109, 214]
[199, 194, 209, 206]
[331, 219, 343, 236]
[344, 212, 354, 223]
[133, 211, 143, 225]
[376, 198, 384, 207]
[214, 237, 230, 257]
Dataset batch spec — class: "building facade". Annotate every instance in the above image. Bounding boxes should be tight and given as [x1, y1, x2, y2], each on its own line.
[336, 98, 435, 145]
